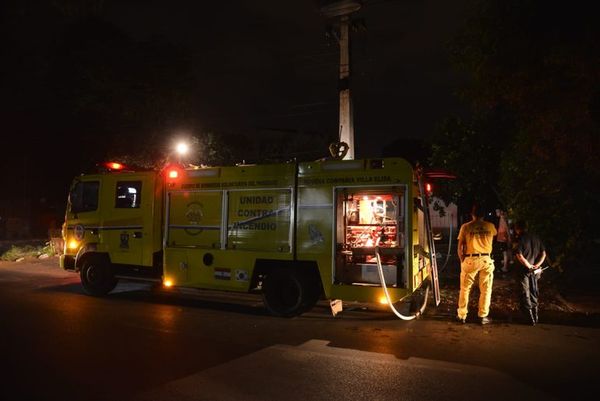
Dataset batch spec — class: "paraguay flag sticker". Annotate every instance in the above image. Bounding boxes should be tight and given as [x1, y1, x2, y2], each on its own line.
[214, 268, 231, 280]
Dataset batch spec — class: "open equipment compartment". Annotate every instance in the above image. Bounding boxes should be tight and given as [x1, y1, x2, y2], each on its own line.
[335, 187, 406, 287]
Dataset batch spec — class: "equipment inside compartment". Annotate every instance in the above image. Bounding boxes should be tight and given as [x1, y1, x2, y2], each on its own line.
[335, 190, 405, 287]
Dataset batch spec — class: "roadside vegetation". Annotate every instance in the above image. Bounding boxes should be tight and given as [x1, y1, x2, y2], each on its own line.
[0, 243, 56, 261]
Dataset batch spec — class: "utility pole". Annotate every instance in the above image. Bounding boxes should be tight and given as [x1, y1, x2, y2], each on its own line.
[338, 14, 353, 159]
[321, 1, 362, 160]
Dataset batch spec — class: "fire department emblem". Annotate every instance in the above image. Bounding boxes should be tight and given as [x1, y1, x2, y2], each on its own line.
[185, 202, 204, 224]
[120, 232, 129, 249]
[74, 224, 85, 241]
[185, 202, 204, 235]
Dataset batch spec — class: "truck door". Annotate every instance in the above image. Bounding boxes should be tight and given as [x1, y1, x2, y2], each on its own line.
[65, 178, 102, 256]
[101, 173, 156, 267]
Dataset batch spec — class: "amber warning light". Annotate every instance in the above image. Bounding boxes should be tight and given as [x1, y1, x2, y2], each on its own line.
[168, 170, 179, 179]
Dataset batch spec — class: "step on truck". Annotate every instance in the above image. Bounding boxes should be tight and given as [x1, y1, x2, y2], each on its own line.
[61, 157, 443, 318]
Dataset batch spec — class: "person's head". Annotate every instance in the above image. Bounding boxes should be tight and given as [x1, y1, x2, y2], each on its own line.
[513, 220, 527, 235]
[471, 203, 485, 220]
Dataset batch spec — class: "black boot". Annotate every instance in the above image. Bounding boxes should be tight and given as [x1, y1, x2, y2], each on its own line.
[532, 307, 539, 324]
[528, 309, 536, 326]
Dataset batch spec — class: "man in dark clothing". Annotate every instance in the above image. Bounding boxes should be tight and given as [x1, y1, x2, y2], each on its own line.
[514, 220, 546, 325]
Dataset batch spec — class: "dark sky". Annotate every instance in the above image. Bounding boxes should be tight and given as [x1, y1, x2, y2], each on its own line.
[103, 0, 469, 156]
[0, 0, 470, 218]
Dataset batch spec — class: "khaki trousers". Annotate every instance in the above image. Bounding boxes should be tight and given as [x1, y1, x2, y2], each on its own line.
[457, 256, 495, 319]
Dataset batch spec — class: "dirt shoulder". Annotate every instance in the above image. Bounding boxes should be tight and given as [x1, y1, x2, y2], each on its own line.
[435, 261, 600, 327]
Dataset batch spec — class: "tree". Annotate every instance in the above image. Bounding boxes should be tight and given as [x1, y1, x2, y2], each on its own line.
[429, 102, 518, 220]
[433, 0, 600, 267]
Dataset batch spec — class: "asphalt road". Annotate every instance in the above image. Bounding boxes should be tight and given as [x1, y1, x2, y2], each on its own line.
[1, 258, 598, 401]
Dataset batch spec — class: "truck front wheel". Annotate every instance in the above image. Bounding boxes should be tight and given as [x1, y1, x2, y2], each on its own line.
[262, 269, 316, 317]
[80, 256, 118, 296]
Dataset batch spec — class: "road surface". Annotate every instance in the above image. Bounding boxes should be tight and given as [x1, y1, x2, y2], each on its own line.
[0, 258, 597, 401]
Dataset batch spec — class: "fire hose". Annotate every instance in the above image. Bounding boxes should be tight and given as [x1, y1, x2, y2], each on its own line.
[375, 247, 429, 320]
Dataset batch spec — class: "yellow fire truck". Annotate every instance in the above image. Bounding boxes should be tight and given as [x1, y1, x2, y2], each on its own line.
[61, 157, 444, 317]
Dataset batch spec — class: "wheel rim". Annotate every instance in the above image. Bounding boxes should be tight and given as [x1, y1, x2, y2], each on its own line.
[87, 264, 101, 284]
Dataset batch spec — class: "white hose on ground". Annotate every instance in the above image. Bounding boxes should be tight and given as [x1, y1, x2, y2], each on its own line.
[375, 247, 429, 321]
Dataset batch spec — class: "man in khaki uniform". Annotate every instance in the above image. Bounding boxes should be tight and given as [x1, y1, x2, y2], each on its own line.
[456, 204, 497, 324]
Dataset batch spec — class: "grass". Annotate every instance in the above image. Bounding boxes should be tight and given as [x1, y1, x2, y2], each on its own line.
[0, 242, 56, 261]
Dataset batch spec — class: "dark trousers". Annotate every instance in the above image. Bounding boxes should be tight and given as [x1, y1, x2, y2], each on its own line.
[517, 270, 539, 311]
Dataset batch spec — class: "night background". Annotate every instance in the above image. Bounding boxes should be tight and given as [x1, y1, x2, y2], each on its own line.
[1, 0, 599, 268]
[1, 2, 599, 400]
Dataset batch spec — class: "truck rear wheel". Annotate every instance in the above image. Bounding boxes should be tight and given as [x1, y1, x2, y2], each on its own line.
[80, 256, 118, 296]
[262, 269, 317, 317]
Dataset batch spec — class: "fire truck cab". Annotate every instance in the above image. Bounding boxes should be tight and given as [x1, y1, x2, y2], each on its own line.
[61, 157, 440, 317]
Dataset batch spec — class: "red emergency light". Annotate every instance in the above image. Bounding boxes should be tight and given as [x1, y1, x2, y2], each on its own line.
[104, 162, 125, 171]
[163, 163, 184, 182]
